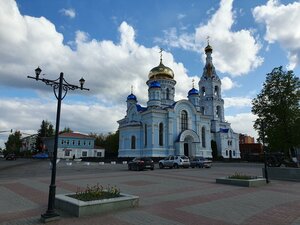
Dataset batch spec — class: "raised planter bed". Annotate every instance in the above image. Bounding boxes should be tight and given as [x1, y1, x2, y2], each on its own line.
[55, 193, 139, 217]
[216, 177, 267, 187]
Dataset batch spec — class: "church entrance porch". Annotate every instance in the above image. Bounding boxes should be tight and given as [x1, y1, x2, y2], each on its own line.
[175, 130, 201, 158]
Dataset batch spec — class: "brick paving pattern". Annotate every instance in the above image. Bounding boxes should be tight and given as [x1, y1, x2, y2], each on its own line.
[0, 162, 299, 225]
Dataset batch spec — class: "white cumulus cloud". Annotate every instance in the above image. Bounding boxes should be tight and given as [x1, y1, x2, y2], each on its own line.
[253, 0, 300, 70]
[195, 0, 263, 76]
[226, 113, 258, 140]
[156, 0, 263, 76]
[60, 8, 76, 19]
[221, 76, 237, 91]
[223, 97, 252, 108]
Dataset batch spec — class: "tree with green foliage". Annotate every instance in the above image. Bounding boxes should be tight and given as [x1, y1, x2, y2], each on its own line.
[252, 66, 300, 158]
[61, 127, 73, 133]
[5, 130, 22, 154]
[89, 132, 106, 148]
[211, 140, 218, 160]
[36, 120, 54, 152]
[105, 131, 119, 155]
[89, 131, 119, 157]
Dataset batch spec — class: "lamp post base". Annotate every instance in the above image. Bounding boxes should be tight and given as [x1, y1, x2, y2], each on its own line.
[41, 212, 60, 223]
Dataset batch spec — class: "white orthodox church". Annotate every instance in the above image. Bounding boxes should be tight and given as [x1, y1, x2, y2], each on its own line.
[118, 44, 240, 159]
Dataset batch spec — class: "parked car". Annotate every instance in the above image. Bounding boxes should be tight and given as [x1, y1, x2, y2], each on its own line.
[128, 157, 154, 171]
[32, 153, 49, 159]
[5, 154, 16, 160]
[159, 155, 190, 169]
[190, 157, 212, 168]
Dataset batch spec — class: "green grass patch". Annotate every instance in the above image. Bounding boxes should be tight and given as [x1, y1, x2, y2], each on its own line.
[228, 172, 257, 180]
[68, 184, 121, 201]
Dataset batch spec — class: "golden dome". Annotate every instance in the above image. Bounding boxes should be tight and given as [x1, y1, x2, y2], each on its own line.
[148, 62, 174, 80]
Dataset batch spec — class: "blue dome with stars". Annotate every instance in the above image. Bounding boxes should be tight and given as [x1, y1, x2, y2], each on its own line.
[188, 88, 199, 96]
[127, 93, 137, 101]
[149, 81, 161, 88]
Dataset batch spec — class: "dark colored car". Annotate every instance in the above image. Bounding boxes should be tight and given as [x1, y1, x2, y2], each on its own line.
[128, 157, 154, 171]
[190, 157, 212, 168]
[5, 154, 17, 160]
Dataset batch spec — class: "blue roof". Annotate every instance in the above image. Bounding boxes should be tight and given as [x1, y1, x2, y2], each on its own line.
[127, 93, 137, 101]
[136, 104, 147, 112]
[188, 88, 199, 96]
[149, 81, 161, 88]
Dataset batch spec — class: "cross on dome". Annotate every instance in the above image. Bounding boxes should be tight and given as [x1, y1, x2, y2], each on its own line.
[131, 85, 133, 94]
[206, 36, 210, 45]
[159, 48, 164, 64]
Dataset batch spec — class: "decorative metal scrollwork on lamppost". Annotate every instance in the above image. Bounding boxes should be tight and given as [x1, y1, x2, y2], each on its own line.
[27, 67, 89, 222]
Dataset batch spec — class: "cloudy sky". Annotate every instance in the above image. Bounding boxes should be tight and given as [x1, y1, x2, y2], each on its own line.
[0, 0, 299, 148]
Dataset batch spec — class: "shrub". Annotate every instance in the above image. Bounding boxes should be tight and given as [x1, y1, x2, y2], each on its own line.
[228, 172, 257, 180]
[69, 183, 121, 201]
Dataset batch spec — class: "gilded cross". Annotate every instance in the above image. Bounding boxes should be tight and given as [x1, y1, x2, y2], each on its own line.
[207, 36, 210, 45]
[159, 48, 164, 63]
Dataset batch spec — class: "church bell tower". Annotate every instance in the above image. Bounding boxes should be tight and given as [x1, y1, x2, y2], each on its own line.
[198, 43, 225, 122]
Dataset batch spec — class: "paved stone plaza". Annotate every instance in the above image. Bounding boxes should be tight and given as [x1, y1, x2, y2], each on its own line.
[0, 160, 299, 225]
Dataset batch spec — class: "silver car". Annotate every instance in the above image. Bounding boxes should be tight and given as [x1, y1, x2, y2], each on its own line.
[159, 155, 190, 169]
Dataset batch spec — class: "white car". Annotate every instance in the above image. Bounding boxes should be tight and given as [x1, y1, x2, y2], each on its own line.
[159, 155, 190, 169]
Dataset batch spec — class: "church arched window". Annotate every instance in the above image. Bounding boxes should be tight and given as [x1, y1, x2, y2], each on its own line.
[214, 86, 219, 96]
[202, 126, 206, 148]
[202, 87, 206, 96]
[166, 88, 170, 100]
[181, 110, 188, 132]
[201, 107, 205, 115]
[131, 136, 136, 149]
[216, 106, 221, 118]
[144, 124, 147, 147]
[159, 123, 163, 146]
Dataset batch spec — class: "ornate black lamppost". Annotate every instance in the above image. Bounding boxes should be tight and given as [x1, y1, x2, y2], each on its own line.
[261, 120, 269, 184]
[28, 67, 89, 222]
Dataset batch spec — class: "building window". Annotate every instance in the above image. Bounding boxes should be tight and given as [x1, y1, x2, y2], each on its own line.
[181, 110, 188, 132]
[159, 123, 163, 146]
[66, 140, 69, 145]
[72, 140, 75, 145]
[144, 124, 147, 147]
[97, 152, 102, 157]
[201, 107, 205, 115]
[216, 106, 221, 118]
[202, 126, 206, 148]
[89, 141, 91, 146]
[82, 151, 87, 157]
[233, 151, 236, 157]
[78, 140, 81, 146]
[226, 150, 228, 156]
[166, 88, 170, 100]
[131, 136, 136, 149]
[83, 141, 86, 145]
[202, 87, 206, 96]
[214, 86, 219, 96]
[61, 140, 64, 145]
[64, 150, 71, 157]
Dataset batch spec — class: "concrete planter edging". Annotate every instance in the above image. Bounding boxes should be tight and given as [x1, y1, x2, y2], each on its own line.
[55, 193, 139, 217]
[216, 177, 267, 187]
[263, 167, 300, 181]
